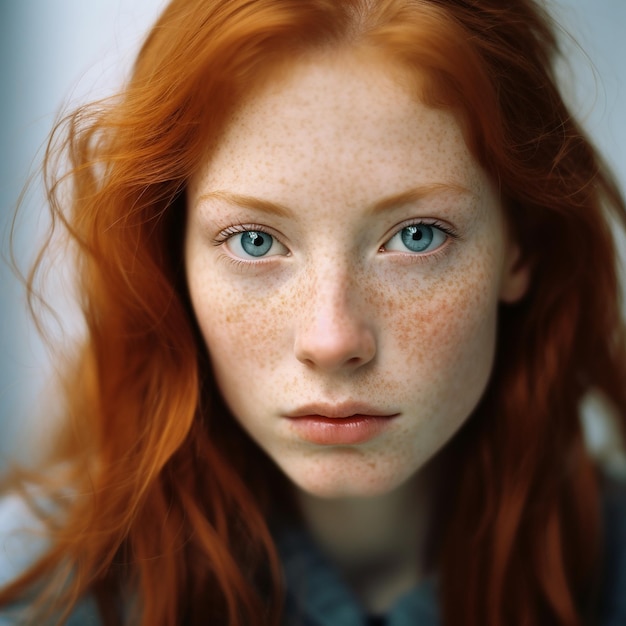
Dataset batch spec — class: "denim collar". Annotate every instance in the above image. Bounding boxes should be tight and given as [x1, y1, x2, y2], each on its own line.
[275, 526, 439, 626]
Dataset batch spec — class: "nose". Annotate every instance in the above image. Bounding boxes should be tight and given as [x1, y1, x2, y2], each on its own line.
[293, 270, 376, 372]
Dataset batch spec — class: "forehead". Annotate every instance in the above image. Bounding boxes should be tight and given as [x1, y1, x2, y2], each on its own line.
[190, 49, 490, 212]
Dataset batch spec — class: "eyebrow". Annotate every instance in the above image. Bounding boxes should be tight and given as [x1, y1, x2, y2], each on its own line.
[197, 190, 292, 217]
[370, 182, 473, 214]
[196, 182, 472, 217]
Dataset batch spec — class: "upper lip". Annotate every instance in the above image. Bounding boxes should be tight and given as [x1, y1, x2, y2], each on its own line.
[286, 402, 398, 419]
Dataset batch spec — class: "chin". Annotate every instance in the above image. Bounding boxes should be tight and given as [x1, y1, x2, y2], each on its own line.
[282, 459, 419, 500]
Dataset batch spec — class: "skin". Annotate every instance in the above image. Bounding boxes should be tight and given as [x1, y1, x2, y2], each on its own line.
[184, 48, 528, 608]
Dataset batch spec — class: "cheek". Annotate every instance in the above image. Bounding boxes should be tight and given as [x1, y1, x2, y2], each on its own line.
[382, 253, 500, 395]
[189, 275, 292, 380]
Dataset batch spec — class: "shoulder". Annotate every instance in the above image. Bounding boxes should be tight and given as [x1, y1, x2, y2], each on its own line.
[599, 473, 626, 625]
[0, 493, 102, 626]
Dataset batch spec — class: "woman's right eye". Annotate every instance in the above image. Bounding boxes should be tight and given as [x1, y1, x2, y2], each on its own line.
[226, 230, 288, 259]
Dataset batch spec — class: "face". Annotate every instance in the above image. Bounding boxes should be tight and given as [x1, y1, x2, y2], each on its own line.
[184, 50, 527, 499]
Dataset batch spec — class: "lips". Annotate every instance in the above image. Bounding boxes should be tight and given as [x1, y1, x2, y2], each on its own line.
[285, 403, 399, 445]
[287, 402, 397, 419]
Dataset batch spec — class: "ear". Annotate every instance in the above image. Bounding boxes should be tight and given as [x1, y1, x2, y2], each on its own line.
[499, 242, 530, 303]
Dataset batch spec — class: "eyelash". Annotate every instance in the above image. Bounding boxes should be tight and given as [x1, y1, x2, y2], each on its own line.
[212, 219, 460, 263]
[212, 223, 286, 267]
[380, 218, 460, 257]
[212, 223, 276, 244]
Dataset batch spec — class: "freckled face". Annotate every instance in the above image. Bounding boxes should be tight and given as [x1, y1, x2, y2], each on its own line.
[184, 51, 524, 498]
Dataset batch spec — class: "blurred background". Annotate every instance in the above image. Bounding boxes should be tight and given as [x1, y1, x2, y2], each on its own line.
[0, 0, 625, 469]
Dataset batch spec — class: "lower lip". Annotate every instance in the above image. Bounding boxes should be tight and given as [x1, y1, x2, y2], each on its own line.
[286, 415, 398, 445]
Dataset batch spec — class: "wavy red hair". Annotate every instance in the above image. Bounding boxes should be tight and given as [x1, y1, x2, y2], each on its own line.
[1, 1, 625, 625]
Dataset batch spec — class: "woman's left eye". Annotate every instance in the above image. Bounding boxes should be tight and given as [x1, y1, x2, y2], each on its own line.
[226, 230, 288, 259]
[383, 223, 448, 254]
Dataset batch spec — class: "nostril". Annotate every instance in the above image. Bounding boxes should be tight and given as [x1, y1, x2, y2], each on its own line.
[346, 356, 363, 367]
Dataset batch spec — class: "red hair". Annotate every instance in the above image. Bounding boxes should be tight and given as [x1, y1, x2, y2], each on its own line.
[2, 1, 625, 625]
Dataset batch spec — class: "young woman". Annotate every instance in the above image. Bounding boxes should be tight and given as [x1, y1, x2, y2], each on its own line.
[1, 1, 625, 625]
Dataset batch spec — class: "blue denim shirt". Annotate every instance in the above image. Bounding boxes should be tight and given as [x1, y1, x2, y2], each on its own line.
[1, 478, 625, 625]
[275, 526, 439, 626]
[275, 474, 626, 626]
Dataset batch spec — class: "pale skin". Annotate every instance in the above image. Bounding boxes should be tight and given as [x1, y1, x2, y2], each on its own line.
[184, 49, 528, 612]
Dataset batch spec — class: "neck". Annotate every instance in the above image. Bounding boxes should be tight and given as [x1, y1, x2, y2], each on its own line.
[294, 463, 440, 614]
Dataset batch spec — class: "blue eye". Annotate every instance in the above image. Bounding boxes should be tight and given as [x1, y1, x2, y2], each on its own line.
[226, 230, 287, 259]
[241, 231, 272, 256]
[384, 224, 447, 254]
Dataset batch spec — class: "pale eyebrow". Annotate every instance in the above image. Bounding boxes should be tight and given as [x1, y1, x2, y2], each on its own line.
[369, 182, 474, 214]
[196, 182, 473, 217]
[196, 190, 291, 217]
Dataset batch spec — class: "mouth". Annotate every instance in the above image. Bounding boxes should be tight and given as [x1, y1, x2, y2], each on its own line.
[285, 403, 399, 445]
[287, 402, 397, 419]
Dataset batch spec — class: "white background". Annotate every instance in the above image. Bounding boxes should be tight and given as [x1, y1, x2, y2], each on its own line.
[0, 0, 624, 466]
